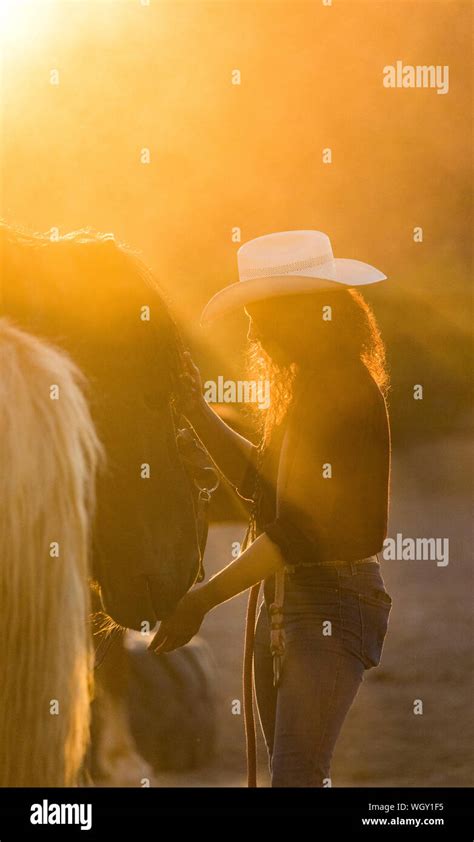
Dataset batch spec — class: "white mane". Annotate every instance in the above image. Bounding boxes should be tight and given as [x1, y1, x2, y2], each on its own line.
[0, 319, 103, 785]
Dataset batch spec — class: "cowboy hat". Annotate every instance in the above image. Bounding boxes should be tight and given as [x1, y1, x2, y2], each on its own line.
[200, 230, 387, 325]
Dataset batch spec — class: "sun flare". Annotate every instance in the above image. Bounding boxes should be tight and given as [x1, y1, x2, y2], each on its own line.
[0, 0, 47, 47]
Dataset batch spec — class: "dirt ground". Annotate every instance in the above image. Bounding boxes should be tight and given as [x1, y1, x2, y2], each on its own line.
[153, 433, 473, 788]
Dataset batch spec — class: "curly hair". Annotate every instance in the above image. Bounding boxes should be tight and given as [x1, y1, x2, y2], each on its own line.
[245, 288, 390, 445]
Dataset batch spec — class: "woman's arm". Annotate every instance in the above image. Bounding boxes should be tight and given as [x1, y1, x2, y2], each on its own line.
[197, 532, 285, 611]
[180, 351, 258, 492]
[149, 532, 285, 653]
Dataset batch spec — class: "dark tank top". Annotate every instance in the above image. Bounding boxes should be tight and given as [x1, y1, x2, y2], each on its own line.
[239, 363, 391, 606]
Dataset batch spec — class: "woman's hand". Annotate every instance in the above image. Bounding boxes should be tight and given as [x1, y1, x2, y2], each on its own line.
[177, 350, 205, 418]
[148, 588, 209, 654]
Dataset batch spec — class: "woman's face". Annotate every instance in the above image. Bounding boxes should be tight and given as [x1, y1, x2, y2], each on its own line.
[245, 290, 362, 373]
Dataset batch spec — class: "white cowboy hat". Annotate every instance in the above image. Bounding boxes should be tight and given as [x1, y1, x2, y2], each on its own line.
[200, 230, 387, 324]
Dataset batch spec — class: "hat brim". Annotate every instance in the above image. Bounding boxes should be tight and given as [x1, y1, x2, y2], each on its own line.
[200, 258, 387, 325]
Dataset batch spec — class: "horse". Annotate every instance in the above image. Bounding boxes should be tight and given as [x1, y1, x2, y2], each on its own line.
[0, 223, 213, 785]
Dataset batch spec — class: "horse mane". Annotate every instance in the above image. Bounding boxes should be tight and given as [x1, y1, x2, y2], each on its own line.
[0, 319, 103, 785]
[0, 221, 190, 437]
[0, 221, 183, 360]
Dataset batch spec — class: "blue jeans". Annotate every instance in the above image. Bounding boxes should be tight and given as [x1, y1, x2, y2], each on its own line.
[253, 557, 392, 787]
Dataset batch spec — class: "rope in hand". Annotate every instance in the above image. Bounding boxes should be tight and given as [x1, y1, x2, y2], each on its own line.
[241, 442, 266, 788]
[243, 581, 261, 788]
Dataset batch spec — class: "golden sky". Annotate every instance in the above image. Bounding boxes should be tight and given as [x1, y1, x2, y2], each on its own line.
[1, 0, 472, 434]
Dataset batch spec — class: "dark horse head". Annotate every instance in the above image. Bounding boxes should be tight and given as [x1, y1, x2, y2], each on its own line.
[0, 223, 202, 630]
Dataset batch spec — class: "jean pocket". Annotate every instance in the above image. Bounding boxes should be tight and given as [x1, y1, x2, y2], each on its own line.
[283, 581, 341, 645]
[358, 587, 392, 669]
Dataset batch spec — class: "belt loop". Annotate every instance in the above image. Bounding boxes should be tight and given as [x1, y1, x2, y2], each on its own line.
[350, 561, 357, 576]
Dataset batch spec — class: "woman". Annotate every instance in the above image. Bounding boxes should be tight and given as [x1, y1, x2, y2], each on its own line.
[150, 230, 393, 787]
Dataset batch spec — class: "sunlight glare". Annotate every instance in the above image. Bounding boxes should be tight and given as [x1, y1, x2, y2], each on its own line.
[0, 0, 48, 47]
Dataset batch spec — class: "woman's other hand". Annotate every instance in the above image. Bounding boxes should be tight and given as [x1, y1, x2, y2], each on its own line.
[148, 588, 209, 654]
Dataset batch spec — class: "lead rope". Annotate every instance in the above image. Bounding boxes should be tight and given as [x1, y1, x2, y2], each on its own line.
[243, 581, 261, 788]
[269, 570, 286, 688]
[242, 444, 287, 787]
[242, 554, 286, 787]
